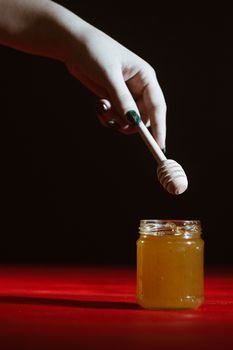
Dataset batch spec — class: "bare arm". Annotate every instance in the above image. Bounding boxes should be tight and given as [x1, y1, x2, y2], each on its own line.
[0, 0, 91, 60]
[0, 0, 166, 147]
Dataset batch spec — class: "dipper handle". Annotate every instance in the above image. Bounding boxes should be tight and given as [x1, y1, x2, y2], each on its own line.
[127, 110, 166, 164]
[127, 110, 188, 195]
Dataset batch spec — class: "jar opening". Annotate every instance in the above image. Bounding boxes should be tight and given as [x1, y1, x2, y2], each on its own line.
[139, 219, 201, 236]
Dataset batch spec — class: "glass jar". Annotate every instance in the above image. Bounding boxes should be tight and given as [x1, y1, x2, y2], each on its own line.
[136, 220, 204, 310]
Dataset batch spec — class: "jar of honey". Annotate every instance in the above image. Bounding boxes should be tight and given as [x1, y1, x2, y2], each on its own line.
[136, 220, 204, 310]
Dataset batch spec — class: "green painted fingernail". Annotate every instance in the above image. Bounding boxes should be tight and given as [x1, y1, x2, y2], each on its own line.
[96, 100, 108, 115]
[126, 110, 141, 125]
[107, 120, 120, 129]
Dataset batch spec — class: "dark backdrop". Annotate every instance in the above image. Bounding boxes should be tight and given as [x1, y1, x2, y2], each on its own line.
[1, 1, 232, 265]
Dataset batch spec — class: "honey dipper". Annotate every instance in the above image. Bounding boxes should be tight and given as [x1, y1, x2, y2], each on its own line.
[127, 110, 188, 195]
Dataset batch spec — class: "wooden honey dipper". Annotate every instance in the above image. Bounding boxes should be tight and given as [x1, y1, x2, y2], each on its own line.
[126, 110, 188, 195]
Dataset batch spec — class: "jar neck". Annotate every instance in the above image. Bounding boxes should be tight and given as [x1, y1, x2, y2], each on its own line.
[139, 220, 202, 238]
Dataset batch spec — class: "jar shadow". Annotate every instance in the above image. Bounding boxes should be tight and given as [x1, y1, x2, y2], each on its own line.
[0, 295, 140, 310]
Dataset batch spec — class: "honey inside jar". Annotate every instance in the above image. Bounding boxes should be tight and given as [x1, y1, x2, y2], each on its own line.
[136, 220, 204, 310]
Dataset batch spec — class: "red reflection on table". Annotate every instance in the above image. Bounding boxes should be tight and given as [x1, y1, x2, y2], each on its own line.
[0, 265, 232, 349]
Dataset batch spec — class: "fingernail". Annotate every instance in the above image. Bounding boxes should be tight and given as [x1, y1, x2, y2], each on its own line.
[126, 110, 141, 125]
[106, 120, 120, 129]
[96, 100, 108, 115]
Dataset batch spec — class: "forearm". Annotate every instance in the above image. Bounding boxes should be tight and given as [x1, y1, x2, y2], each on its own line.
[0, 0, 91, 61]
[0, 1, 166, 146]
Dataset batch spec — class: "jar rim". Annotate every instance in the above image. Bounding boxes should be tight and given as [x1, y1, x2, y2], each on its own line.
[139, 219, 201, 236]
[140, 219, 201, 224]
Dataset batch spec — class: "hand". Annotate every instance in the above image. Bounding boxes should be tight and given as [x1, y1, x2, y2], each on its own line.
[0, 0, 166, 148]
[65, 25, 166, 148]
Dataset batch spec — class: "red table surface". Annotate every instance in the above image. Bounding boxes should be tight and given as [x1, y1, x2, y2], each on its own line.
[0, 265, 233, 350]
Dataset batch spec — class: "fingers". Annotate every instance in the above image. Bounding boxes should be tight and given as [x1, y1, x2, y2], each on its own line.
[103, 69, 140, 134]
[142, 75, 167, 149]
[97, 67, 166, 145]
[97, 99, 138, 134]
[97, 99, 121, 129]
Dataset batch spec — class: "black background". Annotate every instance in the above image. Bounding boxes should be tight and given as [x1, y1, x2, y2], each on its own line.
[1, 1, 232, 265]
